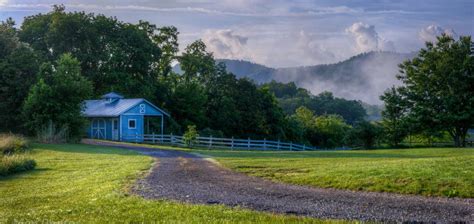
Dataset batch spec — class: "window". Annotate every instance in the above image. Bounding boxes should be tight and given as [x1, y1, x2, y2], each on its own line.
[139, 104, 146, 114]
[128, 119, 136, 129]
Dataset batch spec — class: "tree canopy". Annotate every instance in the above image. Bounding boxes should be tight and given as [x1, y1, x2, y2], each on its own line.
[381, 35, 474, 147]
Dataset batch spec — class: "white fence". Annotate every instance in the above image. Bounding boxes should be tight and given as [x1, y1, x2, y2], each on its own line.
[122, 134, 319, 151]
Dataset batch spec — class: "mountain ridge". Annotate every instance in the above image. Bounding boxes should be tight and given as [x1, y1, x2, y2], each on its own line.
[216, 51, 415, 104]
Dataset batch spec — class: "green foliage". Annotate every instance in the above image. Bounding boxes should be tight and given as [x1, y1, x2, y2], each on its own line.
[183, 125, 199, 148]
[199, 147, 474, 198]
[289, 106, 351, 148]
[345, 121, 383, 149]
[0, 134, 29, 155]
[382, 35, 474, 147]
[263, 81, 367, 124]
[0, 18, 40, 132]
[380, 87, 410, 146]
[314, 115, 351, 148]
[22, 54, 93, 142]
[18, 8, 172, 101]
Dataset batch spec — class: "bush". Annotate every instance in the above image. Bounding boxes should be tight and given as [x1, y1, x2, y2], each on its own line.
[36, 121, 69, 143]
[183, 125, 199, 148]
[0, 154, 36, 176]
[0, 134, 30, 155]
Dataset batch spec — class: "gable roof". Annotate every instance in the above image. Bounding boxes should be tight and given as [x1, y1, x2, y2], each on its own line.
[83, 98, 170, 117]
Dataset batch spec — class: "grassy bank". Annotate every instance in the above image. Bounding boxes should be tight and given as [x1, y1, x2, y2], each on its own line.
[196, 147, 474, 198]
[0, 143, 332, 223]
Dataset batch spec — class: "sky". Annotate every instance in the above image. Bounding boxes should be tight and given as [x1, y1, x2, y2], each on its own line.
[0, 0, 473, 68]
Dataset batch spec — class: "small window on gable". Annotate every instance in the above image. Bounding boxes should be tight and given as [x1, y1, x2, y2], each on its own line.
[139, 104, 146, 114]
[128, 119, 136, 129]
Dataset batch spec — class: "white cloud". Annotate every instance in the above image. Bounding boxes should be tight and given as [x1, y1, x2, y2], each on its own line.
[202, 29, 251, 60]
[0, 0, 8, 6]
[346, 22, 395, 53]
[419, 25, 457, 43]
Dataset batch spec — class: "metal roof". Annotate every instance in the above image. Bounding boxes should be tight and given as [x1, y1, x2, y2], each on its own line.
[83, 97, 170, 117]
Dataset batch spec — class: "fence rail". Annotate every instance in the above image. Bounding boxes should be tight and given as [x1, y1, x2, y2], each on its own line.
[121, 134, 329, 151]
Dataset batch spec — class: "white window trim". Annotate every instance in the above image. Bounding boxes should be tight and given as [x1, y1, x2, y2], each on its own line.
[128, 119, 137, 129]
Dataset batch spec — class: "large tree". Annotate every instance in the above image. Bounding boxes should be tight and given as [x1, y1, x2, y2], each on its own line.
[18, 6, 166, 101]
[0, 18, 40, 132]
[382, 35, 474, 147]
[23, 53, 93, 141]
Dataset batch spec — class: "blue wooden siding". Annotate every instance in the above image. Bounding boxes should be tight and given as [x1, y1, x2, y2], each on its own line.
[121, 114, 143, 142]
[123, 101, 163, 116]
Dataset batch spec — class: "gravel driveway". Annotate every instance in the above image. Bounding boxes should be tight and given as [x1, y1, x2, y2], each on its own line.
[85, 140, 474, 222]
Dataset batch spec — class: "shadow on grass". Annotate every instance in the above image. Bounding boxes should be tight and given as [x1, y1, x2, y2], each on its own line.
[32, 143, 145, 156]
[0, 167, 51, 181]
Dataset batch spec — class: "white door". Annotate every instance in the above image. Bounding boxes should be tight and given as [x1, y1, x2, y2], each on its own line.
[112, 119, 119, 141]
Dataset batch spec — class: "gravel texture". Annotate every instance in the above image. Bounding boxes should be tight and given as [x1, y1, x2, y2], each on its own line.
[85, 140, 474, 222]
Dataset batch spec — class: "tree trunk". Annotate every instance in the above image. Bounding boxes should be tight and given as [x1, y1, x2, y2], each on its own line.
[451, 127, 468, 147]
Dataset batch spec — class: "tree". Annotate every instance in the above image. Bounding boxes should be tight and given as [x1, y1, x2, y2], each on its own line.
[22, 53, 93, 141]
[18, 7, 166, 101]
[0, 18, 40, 132]
[382, 35, 474, 147]
[380, 87, 410, 146]
[314, 115, 351, 148]
[345, 121, 382, 149]
[179, 40, 216, 84]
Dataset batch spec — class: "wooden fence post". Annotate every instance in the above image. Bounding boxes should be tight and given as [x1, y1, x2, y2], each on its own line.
[290, 142, 293, 151]
[171, 133, 174, 145]
[152, 132, 155, 144]
[303, 144, 306, 151]
[209, 135, 213, 149]
[277, 139, 280, 150]
[248, 137, 250, 150]
[231, 137, 234, 150]
[263, 138, 267, 150]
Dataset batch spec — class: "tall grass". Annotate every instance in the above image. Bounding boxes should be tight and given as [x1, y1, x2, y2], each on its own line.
[0, 134, 36, 176]
[0, 133, 29, 155]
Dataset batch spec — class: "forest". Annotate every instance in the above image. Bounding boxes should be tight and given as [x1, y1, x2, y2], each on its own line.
[0, 6, 472, 148]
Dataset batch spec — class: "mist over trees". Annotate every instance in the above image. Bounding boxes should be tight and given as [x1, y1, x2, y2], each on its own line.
[0, 6, 472, 148]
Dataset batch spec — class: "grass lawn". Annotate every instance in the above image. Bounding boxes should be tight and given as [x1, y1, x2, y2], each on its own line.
[195, 147, 474, 198]
[0, 143, 335, 223]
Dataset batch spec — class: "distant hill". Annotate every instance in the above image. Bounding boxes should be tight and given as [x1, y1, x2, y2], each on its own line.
[215, 51, 415, 105]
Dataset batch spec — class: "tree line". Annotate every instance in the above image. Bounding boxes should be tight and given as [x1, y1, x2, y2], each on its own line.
[0, 6, 472, 147]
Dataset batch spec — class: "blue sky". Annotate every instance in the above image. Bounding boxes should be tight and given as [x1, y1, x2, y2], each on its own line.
[0, 0, 473, 67]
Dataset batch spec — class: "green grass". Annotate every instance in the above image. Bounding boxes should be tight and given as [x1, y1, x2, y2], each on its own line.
[195, 147, 474, 198]
[0, 143, 338, 223]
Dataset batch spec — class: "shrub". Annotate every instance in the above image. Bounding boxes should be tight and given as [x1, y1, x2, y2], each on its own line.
[0, 134, 30, 155]
[36, 121, 69, 143]
[0, 154, 36, 176]
[183, 125, 199, 148]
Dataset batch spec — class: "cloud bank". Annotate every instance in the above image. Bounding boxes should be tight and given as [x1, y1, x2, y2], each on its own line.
[346, 22, 395, 53]
[419, 25, 457, 43]
[202, 29, 251, 60]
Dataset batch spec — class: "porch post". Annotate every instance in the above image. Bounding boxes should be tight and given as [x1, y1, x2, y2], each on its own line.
[160, 115, 164, 136]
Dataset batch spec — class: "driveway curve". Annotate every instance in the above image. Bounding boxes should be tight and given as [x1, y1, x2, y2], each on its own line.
[84, 140, 474, 222]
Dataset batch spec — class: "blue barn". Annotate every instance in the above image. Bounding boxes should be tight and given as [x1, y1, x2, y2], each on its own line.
[82, 92, 169, 142]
